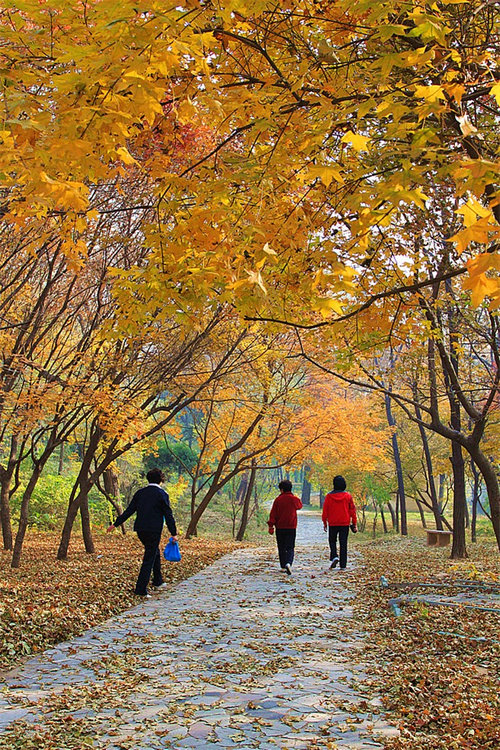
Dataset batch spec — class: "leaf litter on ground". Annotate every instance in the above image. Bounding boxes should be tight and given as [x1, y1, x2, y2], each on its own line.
[350, 535, 500, 750]
[0, 531, 236, 672]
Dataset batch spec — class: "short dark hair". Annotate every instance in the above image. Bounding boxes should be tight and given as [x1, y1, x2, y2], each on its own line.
[279, 479, 292, 493]
[147, 468, 164, 484]
[333, 475, 346, 491]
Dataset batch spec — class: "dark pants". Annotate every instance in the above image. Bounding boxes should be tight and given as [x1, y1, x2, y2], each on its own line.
[328, 525, 349, 569]
[275, 528, 296, 568]
[135, 530, 163, 595]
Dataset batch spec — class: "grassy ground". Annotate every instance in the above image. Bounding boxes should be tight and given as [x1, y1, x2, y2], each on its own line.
[0, 531, 237, 673]
[350, 527, 500, 750]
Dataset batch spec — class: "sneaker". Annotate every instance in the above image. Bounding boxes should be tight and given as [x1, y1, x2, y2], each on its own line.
[135, 591, 152, 599]
[330, 557, 339, 569]
[152, 583, 168, 591]
[285, 563, 292, 576]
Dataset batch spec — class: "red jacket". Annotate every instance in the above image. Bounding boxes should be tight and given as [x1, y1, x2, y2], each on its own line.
[322, 491, 357, 527]
[268, 492, 303, 529]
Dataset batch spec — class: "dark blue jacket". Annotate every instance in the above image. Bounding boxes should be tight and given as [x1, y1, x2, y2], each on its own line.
[114, 484, 177, 535]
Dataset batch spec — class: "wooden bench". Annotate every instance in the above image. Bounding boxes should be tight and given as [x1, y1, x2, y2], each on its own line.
[426, 529, 452, 547]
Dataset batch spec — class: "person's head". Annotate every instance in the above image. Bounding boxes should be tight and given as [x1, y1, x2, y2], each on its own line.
[279, 479, 292, 493]
[147, 468, 165, 485]
[333, 475, 346, 491]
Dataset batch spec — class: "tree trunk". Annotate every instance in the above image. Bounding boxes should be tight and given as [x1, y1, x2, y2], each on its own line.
[57, 424, 101, 559]
[58, 442, 65, 475]
[385, 393, 407, 535]
[236, 474, 248, 504]
[445, 290, 468, 560]
[438, 474, 446, 514]
[186, 484, 219, 538]
[301, 465, 311, 505]
[468, 445, 500, 550]
[387, 501, 396, 529]
[372, 502, 378, 538]
[0, 435, 18, 550]
[413, 393, 443, 530]
[470, 459, 480, 543]
[103, 468, 125, 534]
[236, 462, 257, 541]
[190, 484, 198, 537]
[380, 505, 388, 533]
[319, 487, 325, 509]
[11, 463, 44, 568]
[415, 496, 427, 529]
[11, 435, 57, 567]
[80, 492, 95, 554]
[450, 441, 467, 559]
[359, 503, 366, 533]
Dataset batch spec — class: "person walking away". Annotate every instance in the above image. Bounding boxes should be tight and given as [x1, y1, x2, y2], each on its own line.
[322, 475, 357, 570]
[107, 468, 178, 598]
[268, 480, 302, 575]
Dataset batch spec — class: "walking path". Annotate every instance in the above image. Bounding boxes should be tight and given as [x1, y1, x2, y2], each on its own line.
[0, 513, 398, 749]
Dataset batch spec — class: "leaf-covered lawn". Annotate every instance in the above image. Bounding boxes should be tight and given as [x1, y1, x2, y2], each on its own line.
[352, 536, 500, 750]
[0, 532, 236, 672]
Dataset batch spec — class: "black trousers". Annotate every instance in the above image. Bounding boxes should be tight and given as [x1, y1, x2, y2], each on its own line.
[328, 525, 349, 569]
[135, 530, 163, 595]
[275, 528, 296, 568]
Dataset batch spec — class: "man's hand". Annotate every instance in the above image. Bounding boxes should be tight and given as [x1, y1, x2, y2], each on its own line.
[268, 525, 274, 535]
[107, 524, 115, 533]
[323, 524, 327, 532]
[171, 535, 178, 542]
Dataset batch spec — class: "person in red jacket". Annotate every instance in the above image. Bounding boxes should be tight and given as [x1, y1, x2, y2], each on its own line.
[268, 480, 303, 575]
[322, 475, 357, 570]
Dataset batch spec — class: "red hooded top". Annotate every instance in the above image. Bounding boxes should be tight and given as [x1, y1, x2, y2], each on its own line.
[268, 492, 303, 530]
[322, 491, 357, 527]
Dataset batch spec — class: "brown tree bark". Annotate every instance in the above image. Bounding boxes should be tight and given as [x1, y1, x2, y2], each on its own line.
[301, 464, 312, 505]
[80, 493, 95, 554]
[11, 463, 44, 568]
[385, 392, 407, 535]
[57, 424, 102, 560]
[103, 468, 125, 534]
[236, 461, 257, 541]
[0, 435, 17, 551]
[387, 501, 396, 529]
[445, 288, 468, 559]
[413, 388, 443, 530]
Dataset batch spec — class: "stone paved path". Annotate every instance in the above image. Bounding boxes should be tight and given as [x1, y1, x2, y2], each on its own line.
[0, 513, 398, 749]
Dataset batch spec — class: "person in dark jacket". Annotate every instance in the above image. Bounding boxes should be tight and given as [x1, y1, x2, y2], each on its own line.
[107, 468, 177, 598]
[322, 475, 357, 570]
[268, 480, 303, 575]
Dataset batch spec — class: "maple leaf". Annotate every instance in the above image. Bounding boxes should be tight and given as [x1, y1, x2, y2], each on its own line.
[341, 131, 370, 152]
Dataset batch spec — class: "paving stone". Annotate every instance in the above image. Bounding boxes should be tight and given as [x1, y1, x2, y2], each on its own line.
[0, 707, 29, 729]
[0, 513, 397, 749]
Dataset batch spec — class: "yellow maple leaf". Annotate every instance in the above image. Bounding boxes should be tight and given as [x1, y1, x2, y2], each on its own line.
[490, 83, 500, 106]
[463, 273, 500, 308]
[313, 297, 343, 318]
[115, 147, 139, 166]
[341, 131, 370, 152]
[449, 217, 500, 254]
[456, 197, 492, 227]
[302, 165, 344, 187]
[246, 269, 267, 294]
[413, 85, 446, 103]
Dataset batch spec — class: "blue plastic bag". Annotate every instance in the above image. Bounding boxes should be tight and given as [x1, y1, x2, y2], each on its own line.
[163, 537, 181, 562]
